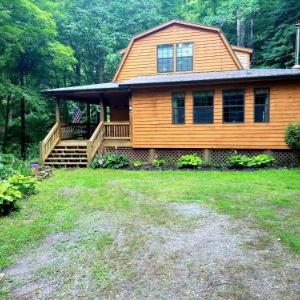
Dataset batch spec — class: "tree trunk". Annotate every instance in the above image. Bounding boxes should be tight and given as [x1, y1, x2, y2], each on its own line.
[75, 61, 81, 85]
[20, 96, 26, 160]
[249, 16, 254, 48]
[236, 8, 245, 47]
[98, 49, 104, 83]
[2, 94, 11, 153]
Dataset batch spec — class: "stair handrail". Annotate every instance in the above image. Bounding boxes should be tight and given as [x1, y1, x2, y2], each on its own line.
[40, 122, 60, 165]
[87, 121, 105, 164]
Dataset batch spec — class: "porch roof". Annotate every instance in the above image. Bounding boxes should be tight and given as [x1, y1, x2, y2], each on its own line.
[42, 82, 122, 95]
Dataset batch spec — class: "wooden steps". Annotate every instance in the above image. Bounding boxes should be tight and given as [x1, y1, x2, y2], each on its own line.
[44, 140, 89, 168]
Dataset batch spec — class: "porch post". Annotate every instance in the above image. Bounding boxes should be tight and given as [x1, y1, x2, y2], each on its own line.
[129, 95, 132, 141]
[87, 102, 91, 137]
[55, 96, 60, 123]
[99, 95, 105, 122]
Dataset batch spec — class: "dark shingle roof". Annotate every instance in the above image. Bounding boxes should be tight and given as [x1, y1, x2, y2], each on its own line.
[42, 82, 120, 95]
[42, 69, 300, 95]
[121, 69, 300, 87]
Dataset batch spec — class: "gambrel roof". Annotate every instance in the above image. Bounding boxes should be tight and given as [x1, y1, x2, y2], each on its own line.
[113, 20, 243, 82]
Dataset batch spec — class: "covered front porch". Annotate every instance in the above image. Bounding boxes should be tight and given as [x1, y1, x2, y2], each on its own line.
[40, 83, 131, 166]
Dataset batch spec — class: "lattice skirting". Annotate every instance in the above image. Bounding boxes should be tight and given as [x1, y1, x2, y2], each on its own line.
[105, 147, 299, 166]
[105, 147, 149, 161]
[156, 149, 204, 162]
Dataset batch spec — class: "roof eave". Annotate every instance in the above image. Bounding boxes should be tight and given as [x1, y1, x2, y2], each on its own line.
[120, 74, 300, 89]
[41, 86, 129, 96]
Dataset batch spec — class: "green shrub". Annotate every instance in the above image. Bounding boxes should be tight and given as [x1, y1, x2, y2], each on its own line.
[8, 174, 38, 196]
[152, 159, 166, 167]
[247, 154, 275, 168]
[177, 154, 203, 168]
[227, 155, 251, 168]
[0, 181, 22, 216]
[0, 154, 32, 180]
[285, 122, 300, 151]
[103, 154, 129, 169]
[89, 154, 129, 169]
[227, 154, 275, 168]
[132, 160, 144, 168]
[89, 155, 104, 169]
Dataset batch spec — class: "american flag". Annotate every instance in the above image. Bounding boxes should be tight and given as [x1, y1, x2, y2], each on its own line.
[72, 105, 83, 123]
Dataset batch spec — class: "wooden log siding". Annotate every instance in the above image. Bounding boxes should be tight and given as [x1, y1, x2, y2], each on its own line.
[115, 24, 239, 82]
[131, 81, 300, 149]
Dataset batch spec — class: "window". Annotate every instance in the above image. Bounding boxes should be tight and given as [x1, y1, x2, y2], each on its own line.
[176, 43, 193, 72]
[172, 92, 185, 124]
[223, 90, 245, 123]
[193, 90, 214, 124]
[254, 88, 269, 122]
[157, 44, 174, 73]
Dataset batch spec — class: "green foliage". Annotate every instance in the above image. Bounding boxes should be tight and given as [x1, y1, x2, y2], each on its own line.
[103, 154, 129, 169]
[285, 122, 300, 151]
[152, 159, 167, 167]
[8, 174, 37, 196]
[177, 154, 203, 169]
[89, 154, 129, 169]
[227, 155, 251, 168]
[0, 153, 32, 180]
[248, 155, 276, 168]
[0, 181, 22, 216]
[89, 155, 104, 169]
[132, 160, 144, 168]
[0, 153, 38, 215]
[227, 154, 275, 168]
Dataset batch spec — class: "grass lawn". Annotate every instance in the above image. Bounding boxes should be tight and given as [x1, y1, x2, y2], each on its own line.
[1, 168, 299, 270]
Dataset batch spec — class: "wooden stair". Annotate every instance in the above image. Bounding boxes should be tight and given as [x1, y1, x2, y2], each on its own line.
[44, 140, 88, 167]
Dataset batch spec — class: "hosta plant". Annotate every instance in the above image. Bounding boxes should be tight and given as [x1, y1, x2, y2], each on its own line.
[177, 154, 203, 169]
[152, 159, 167, 167]
[8, 174, 38, 196]
[0, 181, 22, 216]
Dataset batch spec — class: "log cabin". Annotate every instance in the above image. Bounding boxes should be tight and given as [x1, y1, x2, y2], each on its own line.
[41, 20, 300, 167]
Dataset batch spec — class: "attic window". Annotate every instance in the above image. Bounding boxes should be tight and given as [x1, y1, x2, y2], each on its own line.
[157, 44, 174, 73]
[176, 43, 193, 72]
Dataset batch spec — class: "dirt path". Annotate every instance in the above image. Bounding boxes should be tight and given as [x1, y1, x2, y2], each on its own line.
[2, 194, 300, 299]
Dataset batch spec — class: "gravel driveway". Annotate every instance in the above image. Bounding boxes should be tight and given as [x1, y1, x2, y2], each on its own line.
[2, 194, 300, 299]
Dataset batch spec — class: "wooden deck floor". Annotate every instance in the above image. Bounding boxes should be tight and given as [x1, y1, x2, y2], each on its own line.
[58, 140, 88, 147]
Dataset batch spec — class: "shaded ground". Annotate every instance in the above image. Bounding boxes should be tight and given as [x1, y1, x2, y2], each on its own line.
[2, 187, 300, 299]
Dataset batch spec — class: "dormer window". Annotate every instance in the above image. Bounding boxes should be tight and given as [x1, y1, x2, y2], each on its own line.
[176, 43, 193, 71]
[157, 44, 174, 73]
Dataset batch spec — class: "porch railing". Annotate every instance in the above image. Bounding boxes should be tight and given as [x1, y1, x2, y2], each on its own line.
[104, 122, 130, 139]
[40, 122, 60, 165]
[87, 121, 105, 164]
[60, 123, 97, 140]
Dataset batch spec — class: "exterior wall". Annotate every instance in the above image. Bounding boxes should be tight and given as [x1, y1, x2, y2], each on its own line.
[115, 24, 240, 82]
[233, 50, 251, 69]
[131, 80, 300, 149]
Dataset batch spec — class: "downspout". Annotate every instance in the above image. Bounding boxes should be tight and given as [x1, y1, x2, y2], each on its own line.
[293, 23, 300, 69]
